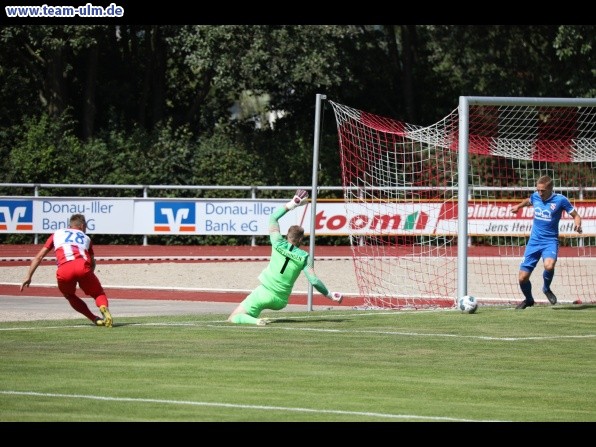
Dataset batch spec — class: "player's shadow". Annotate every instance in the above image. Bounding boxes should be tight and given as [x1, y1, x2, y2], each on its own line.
[552, 304, 595, 311]
[109, 322, 151, 327]
[270, 318, 349, 323]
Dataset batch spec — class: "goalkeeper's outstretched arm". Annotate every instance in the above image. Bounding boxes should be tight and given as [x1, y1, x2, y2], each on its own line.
[272, 189, 343, 304]
[303, 260, 343, 304]
[268, 189, 310, 238]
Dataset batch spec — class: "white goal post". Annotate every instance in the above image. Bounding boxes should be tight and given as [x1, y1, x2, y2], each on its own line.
[319, 95, 596, 309]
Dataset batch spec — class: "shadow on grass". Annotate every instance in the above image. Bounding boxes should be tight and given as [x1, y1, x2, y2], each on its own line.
[269, 318, 350, 324]
[552, 304, 595, 311]
[100, 322, 131, 328]
[108, 322, 175, 327]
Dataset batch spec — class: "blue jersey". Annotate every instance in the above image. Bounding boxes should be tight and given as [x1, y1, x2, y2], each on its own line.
[528, 192, 575, 244]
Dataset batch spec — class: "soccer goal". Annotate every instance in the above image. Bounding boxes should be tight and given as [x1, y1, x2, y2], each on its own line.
[327, 96, 596, 309]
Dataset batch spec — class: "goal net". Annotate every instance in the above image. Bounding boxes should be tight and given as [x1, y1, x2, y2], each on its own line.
[328, 97, 596, 309]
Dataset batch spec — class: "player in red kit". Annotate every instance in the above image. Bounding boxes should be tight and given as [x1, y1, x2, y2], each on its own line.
[20, 213, 113, 327]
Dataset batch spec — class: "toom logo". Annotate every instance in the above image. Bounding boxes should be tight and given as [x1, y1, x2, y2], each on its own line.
[314, 210, 429, 231]
[154, 202, 196, 233]
[0, 200, 34, 231]
[301, 203, 443, 235]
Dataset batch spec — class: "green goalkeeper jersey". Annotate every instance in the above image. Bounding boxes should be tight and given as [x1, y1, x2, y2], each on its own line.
[258, 236, 307, 297]
[258, 205, 330, 299]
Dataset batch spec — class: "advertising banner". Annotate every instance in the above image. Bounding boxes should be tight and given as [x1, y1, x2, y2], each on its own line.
[1, 197, 594, 236]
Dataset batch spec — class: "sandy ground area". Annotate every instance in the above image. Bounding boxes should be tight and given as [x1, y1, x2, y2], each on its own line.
[0, 259, 358, 293]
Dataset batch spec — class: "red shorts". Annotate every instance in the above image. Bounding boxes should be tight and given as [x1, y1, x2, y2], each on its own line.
[56, 258, 105, 298]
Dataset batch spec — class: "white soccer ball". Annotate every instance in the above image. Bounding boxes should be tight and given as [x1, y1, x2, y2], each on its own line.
[458, 295, 478, 314]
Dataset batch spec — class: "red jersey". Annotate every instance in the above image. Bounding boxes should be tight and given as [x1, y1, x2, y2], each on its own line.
[44, 227, 94, 267]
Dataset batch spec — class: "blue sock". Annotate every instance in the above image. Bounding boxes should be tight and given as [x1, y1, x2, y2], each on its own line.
[543, 269, 554, 292]
[520, 281, 534, 302]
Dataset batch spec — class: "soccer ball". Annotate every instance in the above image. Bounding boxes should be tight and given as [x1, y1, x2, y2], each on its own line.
[458, 295, 478, 314]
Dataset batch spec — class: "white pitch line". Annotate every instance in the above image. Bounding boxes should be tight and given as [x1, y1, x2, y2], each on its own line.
[0, 390, 508, 422]
[1, 318, 593, 342]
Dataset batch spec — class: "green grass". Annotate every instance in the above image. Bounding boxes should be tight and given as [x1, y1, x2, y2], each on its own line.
[0, 304, 594, 422]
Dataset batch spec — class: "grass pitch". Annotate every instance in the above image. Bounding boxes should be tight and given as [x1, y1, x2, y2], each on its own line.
[0, 304, 594, 422]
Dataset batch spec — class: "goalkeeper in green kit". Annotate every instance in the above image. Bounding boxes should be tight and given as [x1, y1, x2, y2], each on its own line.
[227, 189, 343, 326]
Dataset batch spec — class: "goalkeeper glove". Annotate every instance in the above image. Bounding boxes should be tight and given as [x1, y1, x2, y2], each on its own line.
[328, 291, 343, 304]
[286, 189, 309, 210]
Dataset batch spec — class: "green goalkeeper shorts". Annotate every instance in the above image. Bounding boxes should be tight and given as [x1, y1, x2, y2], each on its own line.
[242, 284, 289, 317]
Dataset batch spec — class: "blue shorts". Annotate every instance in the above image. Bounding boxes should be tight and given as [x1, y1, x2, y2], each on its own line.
[519, 240, 559, 273]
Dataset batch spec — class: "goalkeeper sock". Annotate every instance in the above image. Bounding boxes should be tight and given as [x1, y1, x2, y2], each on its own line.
[231, 314, 261, 325]
[543, 269, 554, 291]
[520, 281, 533, 301]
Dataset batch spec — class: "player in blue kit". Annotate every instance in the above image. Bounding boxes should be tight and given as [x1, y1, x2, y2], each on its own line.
[510, 175, 583, 309]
